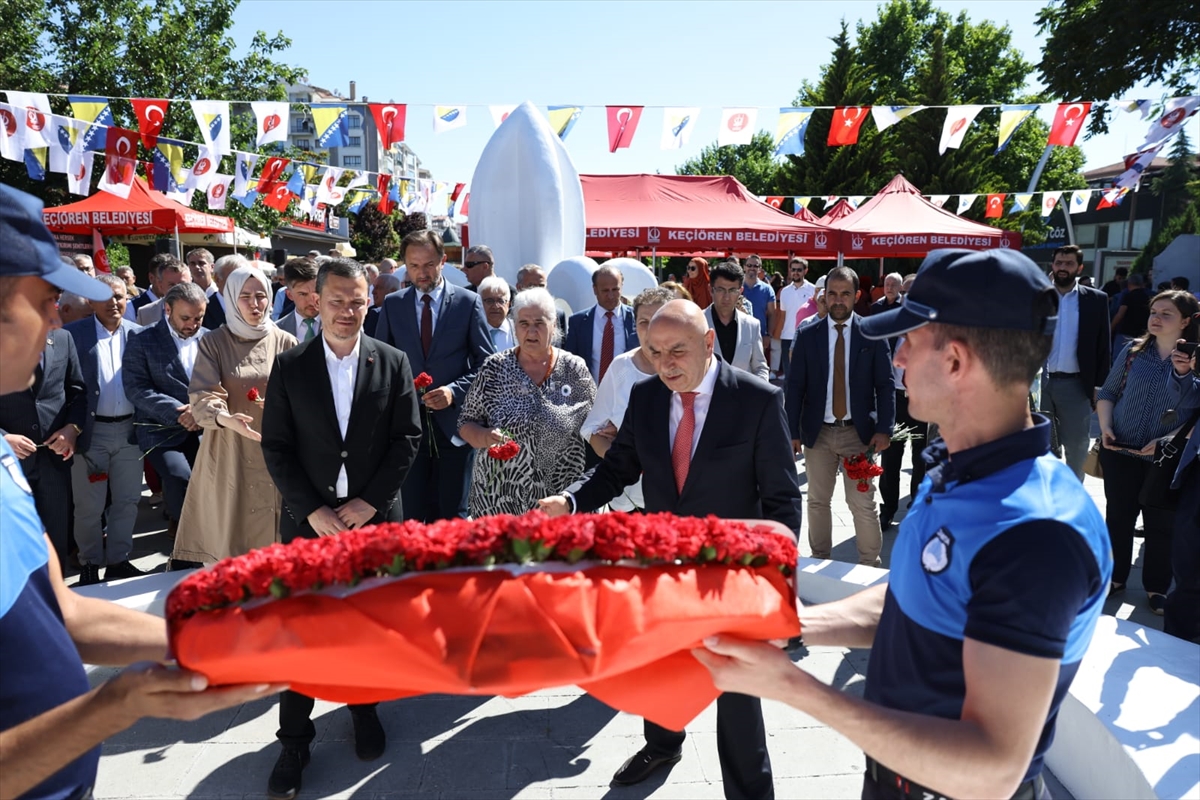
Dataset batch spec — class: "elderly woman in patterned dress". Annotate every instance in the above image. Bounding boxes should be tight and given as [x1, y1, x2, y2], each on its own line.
[458, 288, 596, 517]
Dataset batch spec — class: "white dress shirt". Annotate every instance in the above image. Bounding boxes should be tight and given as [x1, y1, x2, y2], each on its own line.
[1046, 283, 1081, 374]
[414, 280, 446, 334]
[778, 281, 816, 341]
[824, 314, 854, 423]
[168, 323, 206, 380]
[488, 319, 515, 351]
[323, 334, 360, 498]
[297, 315, 321, 341]
[580, 350, 656, 511]
[668, 356, 720, 458]
[94, 319, 134, 417]
[588, 304, 627, 380]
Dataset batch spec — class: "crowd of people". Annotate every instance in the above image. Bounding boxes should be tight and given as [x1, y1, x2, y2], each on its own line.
[2, 176, 1199, 800]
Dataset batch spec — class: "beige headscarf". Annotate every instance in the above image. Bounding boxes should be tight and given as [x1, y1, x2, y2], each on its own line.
[222, 265, 274, 340]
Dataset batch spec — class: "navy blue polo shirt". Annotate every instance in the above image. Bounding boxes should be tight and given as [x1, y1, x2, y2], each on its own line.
[864, 416, 1111, 784]
[1, 438, 99, 799]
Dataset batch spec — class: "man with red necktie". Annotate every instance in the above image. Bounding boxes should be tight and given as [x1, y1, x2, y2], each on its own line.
[564, 264, 638, 385]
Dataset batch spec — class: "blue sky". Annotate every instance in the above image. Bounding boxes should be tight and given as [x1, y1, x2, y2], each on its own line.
[231, 0, 1192, 191]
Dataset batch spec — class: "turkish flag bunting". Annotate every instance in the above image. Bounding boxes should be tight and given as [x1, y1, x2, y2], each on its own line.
[765, 196, 784, 209]
[103, 126, 139, 187]
[377, 174, 393, 215]
[450, 182, 465, 203]
[1047, 103, 1091, 147]
[986, 193, 1006, 218]
[460, 192, 470, 217]
[256, 156, 290, 196]
[369, 103, 407, 149]
[828, 106, 871, 146]
[130, 99, 169, 148]
[261, 183, 293, 212]
[605, 106, 644, 152]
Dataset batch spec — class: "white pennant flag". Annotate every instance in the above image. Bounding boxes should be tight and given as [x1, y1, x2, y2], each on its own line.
[0, 103, 25, 161]
[251, 101, 289, 147]
[191, 100, 231, 158]
[5, 91, 52, 149]
[433, 105, 467, 133]
[847, 195, 866, 209]
[939, 105, 985, 155]
[185, 145, 219, 192]
[345, 171, 369, 191]
[1137, 96, 1200, 152]
[871, 105, 926, 132]
[97, 155, 135, 199]
[1041, 191, 1063, 217]
[1069, 190, 1090, 215]
[234, 152, 258, 197]
[661, 107, 700, 149]
[717, 108, 757, 146]
[47, 115, 87, 174]
[956, 195, 978, 215]
[824, 195, 839, 207]
[315, 166, 345, 204]
[67, 149, 95, 196]
[929, 195, 950, 208]
[167, 185, 196, 206]
[206, 174, 233, 210]
[489, 105, 516, 129]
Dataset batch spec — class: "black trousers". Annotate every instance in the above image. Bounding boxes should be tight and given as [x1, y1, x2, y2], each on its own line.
[146, 432, 200, 523]
[1098, 447, 1174, 593]
[1165, 459, 1200, 641]
[879, 391, 928, 515]
[21, 450, 73, 565]
[400, 421, 474, 522]
[645, 692, 773, 800]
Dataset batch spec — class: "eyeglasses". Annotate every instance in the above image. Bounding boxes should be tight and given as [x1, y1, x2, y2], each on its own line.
[712, 286, 742, 296]
[465, 261, 492, 269]
[481, 297, 508, 306]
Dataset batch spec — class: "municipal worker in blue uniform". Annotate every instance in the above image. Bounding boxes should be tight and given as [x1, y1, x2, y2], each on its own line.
[694, 248, 1112, 800]
[0, 184, 283, 800]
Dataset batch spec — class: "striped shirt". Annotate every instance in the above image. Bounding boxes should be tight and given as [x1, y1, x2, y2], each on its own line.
[1098, 341, 1200, 459]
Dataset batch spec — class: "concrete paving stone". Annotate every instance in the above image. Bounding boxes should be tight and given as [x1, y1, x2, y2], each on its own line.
[773, 772, 869, 799]
[93, 743, 194, 798]
[439, 788, 555, 800]
[211, 693, 294, 744]
[417, 739, 511, 793]
[761, 696, 823, 731]
[507, 740, 594, 790]
[175, 742, 282, 798]
[760, 727, 866, 779]
[373, 695, 497, 743]
[285, 743, 425, 799]
[541, 693, 627, 744]
[104, 703, 237, 748]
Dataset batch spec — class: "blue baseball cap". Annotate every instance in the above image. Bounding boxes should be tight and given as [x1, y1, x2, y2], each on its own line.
[0, 183, 113, 301]
[859, 248, 1058, 341]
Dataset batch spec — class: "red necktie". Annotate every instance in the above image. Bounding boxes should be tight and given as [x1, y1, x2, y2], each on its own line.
[673, 392, 697, 494]
[420, 294, 433, 358]
[599, 310, 615, 383]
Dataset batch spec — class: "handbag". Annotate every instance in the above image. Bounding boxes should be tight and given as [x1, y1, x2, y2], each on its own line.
[1139, 408, 1200, 510]
[1083, 439, 1104, 479]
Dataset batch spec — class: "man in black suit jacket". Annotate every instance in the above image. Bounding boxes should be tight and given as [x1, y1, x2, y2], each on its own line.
[786, 267, 895, 566]
[563, 264, 638, 385]
[540, 300, 801, 800]
[373, 230, 494, 522]
[261, 258, 422, 800]
[1040, 245, 1111, 479]
[0, 326, 87, 564]
[200, 253, 247, 330]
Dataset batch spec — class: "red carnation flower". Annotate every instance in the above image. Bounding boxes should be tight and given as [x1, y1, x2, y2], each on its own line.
[487, 440, 521, 461]
[413, 372, 434, 391]
[87, 472, 108, 483]
[247, 387, 262, 402]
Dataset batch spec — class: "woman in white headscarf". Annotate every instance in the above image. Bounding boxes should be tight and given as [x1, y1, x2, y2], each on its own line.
[172, 266, 298, 567]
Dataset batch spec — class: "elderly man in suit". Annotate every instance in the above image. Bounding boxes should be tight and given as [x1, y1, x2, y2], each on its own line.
[201, 253, 247, 330]
[275, 257, 322, 342]
[1040, 244, 1111, 479]
[64, 273, 146, 585]
[516, 264, 568, 338]
[374, 230, 494, 521]
[123, 281, 208, 550]
[134, 253, 192, 327]
[261, 258, 422, 799]
[564, 264, 638, 385]
[540, 299, 801, 798]
[703, 260, 769, 379]
[787, 266, 895, 566]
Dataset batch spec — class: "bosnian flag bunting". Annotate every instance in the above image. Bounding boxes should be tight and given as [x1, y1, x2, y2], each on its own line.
[955, 195, 977, 215]
[312, 104, 350, 147]
[190, 100, 231, 158]
[1047, 103, 1090, 147]
[605, 106, 643, 152]
[1069, 190, 1090, 214]
[433, 105, 467, 134]
[47, 115, 87, 174]
[661, 107, 700, 150]
[871, 105, 924, 132]
[718, 108, 757, 146]
[828, 106, 870, 146]
[773, 107, 813, 156]
[1010, 193, 1032, 213]
[547, 105, 583, 140]
[67, 95, 113, 151]
[995, 104, 1039, 153]
[151, 139, 186, 192]
[251, 101, 289, 147]
[234, 152, 258, 197]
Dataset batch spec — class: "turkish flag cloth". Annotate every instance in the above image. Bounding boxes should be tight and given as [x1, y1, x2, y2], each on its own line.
[369, 103, 407, 149]
[130, 99, 169, 148]
[1047, 103, 1091, 147]
[765, 196, 784, 209]
[256, 156, 290, 196]
[828, 106, 871, 146]
[605, 106, 644, 152]
[986, 193, 1006, 218]
[104, 126, 139, 169]
[92, 229, 110, 273]
[261, 183, 293, 212]
[450, 182, 465, 203]
[377, 174, 393, 215]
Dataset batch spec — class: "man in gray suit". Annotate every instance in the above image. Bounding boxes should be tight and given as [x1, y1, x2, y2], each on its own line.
[135, 254, 192, 327]
[703, 260, 769, 380]
[275, 257, 321, 342]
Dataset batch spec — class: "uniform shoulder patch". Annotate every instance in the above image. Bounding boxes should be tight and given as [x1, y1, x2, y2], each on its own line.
[921, 527, 954, 574]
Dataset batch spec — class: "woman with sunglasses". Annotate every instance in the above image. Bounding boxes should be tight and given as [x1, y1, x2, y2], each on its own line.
[682, 257, 712, 310]
[1097, 289, 1200, 613]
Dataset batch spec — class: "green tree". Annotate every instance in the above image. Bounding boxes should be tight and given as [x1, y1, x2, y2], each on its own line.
[349, 201, 400, 263]
[1150, 129, 1198, 218]
[1036, 0, 1200, 135]
[1130, 183, 1200, 274]
[676, 132, 781, 195]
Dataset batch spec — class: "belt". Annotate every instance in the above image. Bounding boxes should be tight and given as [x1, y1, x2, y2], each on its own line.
[94, 414, 133, 423]
[824, 419, 855, 427]
[1046, 372, 1080, 379]
[865, 757, 1043, 800]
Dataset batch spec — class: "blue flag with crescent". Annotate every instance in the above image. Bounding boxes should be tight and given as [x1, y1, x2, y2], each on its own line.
[311, 104, 349, 148]
[774, 107, 814, 157]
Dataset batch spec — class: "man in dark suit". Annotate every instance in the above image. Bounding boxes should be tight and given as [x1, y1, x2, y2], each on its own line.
[123, 282, 208, 551]
[1040, 244, 1111, 479]
[373, 229, 494, 521]
[540, 300, 801, 800]
[261, 258, 422, 800]
[201, 253, 247, 330]
[64, 274, 146, 585]
[275, 257, 321, 342]
[869, 272, 903, 316]
[563, 264, 637, 385]
[786, 266, 895, 566]
[0, 323, 86, 566]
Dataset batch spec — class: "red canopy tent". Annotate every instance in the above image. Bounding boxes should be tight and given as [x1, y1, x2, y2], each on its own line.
[581, 174, 834, 257]
[792, 204, 822, 224]
[42, 178, 234, 236]
[824, 174, 1020, 257]
[819, 199, 857, 225]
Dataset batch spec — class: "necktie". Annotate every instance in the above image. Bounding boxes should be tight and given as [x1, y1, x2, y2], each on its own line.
[302, 317, 315, 342]
[490, 327, 504, 349]
[833, 323, 847, 420]
[420, 294, 433, 358]
[599, 310, 615, 382]
[673, 392, 698, 494]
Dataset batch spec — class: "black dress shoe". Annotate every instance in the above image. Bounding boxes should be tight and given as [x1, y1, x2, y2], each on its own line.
[78, 564, 102, 587]
[350, 706, 386, 761]
[879, 510, 895, 529]
[611, 746, 683, 786]
[267, 746, 310, 800]
[167, 558, 203, 572]
[104, 560, 149, 580]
